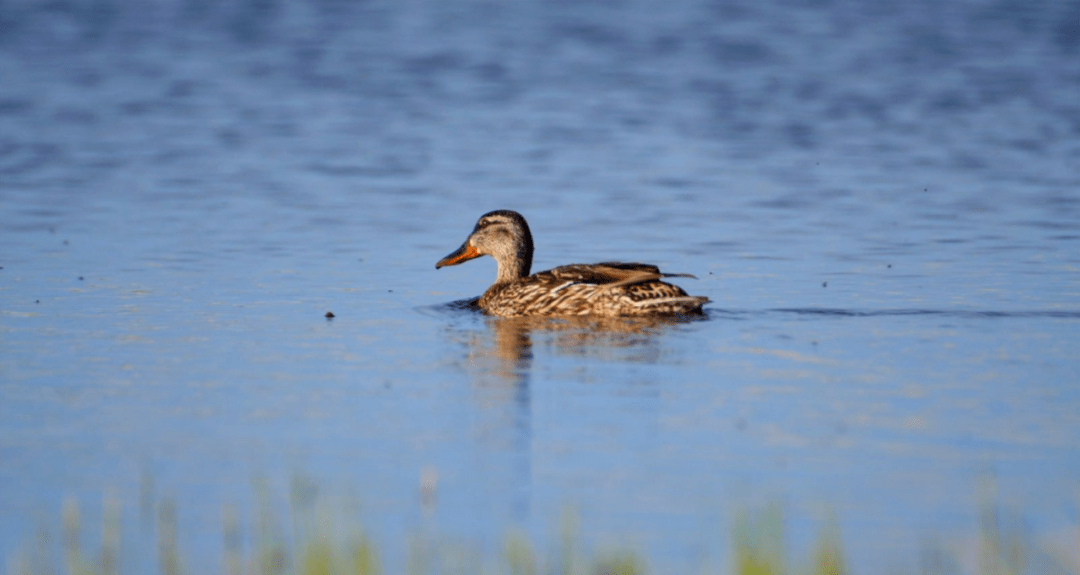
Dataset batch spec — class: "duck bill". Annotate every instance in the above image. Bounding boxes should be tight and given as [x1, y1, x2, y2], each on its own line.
[436, 241, 481, 268]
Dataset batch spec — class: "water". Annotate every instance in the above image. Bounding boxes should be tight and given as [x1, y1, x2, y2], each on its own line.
[2, 0, 1079, 572]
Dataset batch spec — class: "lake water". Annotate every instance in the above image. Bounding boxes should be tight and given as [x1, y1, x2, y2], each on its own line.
[1, 0, 1079, 573]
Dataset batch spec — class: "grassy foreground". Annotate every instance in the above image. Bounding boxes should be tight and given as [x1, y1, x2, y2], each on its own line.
[5, 477, 1078, 575]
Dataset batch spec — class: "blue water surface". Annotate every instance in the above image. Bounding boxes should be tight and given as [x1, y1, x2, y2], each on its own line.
[2, 0, 1079, 573]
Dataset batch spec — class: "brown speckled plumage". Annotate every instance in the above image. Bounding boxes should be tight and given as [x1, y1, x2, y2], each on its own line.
[436, 210, 708, 317]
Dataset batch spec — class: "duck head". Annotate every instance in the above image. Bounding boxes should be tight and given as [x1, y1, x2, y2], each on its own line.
[436, 209, 534, 282]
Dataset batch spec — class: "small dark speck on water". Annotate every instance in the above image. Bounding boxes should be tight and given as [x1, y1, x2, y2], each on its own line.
[78, 276, 84, 281]
[887, 264, 892, 268]
[325, 311, 335, 319]
[822, 281, 828, 288]
[35, 300, 40, 304]
[388, 289, 393, 293]
[63, 239, 69, 245]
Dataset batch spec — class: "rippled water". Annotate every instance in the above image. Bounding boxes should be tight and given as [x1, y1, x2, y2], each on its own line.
[2, 0, 1079, 572]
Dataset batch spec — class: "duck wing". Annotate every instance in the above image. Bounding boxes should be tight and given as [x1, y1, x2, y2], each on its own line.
[540, 263, 696, 289]
[595, 261, 698, 279]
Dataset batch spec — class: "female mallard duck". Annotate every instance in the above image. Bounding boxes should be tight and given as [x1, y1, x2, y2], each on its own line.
[435, 210, 709, 317]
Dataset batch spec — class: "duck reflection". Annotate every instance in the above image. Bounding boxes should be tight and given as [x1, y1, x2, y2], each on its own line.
[483, 314, 700, 374]
[447, 306, 702, 384]
[443, 309, 702, 521]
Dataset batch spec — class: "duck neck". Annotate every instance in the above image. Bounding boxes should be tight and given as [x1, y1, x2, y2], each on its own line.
[488, 220, 534, 285]
[495, 255, 528, 284]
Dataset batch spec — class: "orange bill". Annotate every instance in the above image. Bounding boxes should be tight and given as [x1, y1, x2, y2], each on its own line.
[436, 242, 481, 268]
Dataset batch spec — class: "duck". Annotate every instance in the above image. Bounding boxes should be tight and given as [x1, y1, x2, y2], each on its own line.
[435, 210, 709, 317]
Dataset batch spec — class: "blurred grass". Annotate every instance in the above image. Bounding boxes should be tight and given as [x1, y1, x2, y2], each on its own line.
[5, 480, 1077, 575]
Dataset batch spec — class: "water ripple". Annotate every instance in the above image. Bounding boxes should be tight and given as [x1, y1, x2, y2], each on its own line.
[764, 308, 1080, 319]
